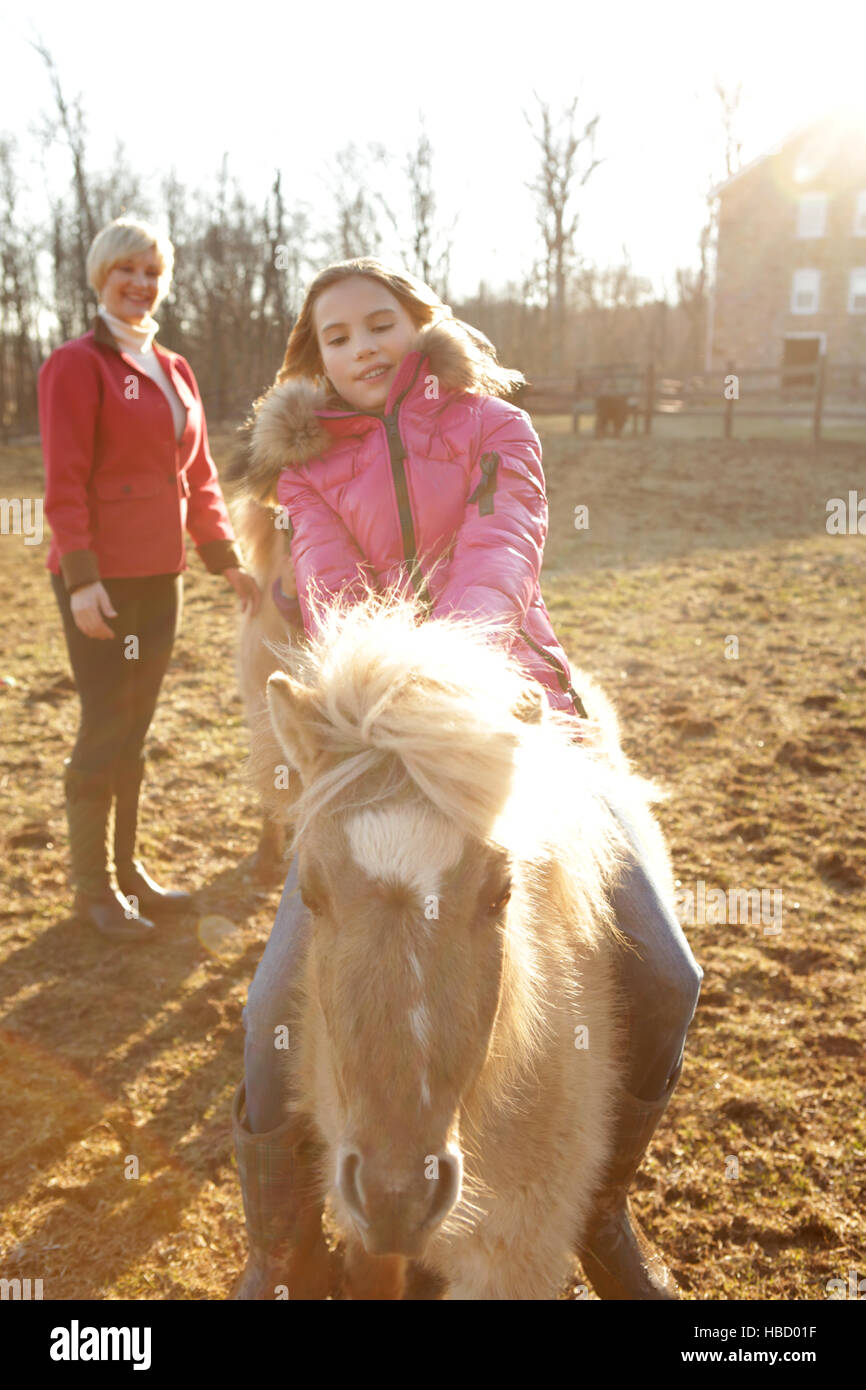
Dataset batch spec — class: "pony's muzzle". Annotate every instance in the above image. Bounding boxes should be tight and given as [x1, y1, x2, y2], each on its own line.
[337, 1145, 462, 1256]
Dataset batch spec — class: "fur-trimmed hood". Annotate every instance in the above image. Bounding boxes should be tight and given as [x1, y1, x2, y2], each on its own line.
[228, 315, 524, 504]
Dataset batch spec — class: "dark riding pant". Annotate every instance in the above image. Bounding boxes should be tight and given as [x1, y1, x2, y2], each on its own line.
[51, 572, 181, 774]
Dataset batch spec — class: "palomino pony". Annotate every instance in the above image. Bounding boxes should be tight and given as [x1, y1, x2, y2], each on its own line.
[249, 583, 676, 1300]
[232, 494, 298, 878]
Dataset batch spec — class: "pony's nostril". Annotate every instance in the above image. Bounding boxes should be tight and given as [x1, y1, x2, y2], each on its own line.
[421, 1150, 462, 1231]
[337, 1147, 369, 1229]
[338, 1146, 461, 1251]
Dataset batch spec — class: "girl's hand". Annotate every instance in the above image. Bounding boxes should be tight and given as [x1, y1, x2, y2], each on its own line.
[70, 581, 117, 639]
[224, 566, 261, 616]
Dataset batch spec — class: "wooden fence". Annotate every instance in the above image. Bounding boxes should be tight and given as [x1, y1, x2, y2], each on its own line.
[517, 357, 866, 442]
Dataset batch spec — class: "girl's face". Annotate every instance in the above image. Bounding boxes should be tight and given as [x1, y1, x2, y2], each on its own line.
[102, 250, 162, 323]
[313, 276, 418, 412]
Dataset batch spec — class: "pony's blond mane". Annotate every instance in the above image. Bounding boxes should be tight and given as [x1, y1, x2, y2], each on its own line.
[261, 581, 632, 957]
[250, 583, 648, 1153]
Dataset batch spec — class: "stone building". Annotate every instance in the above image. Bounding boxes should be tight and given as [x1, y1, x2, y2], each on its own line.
[708, 111, 866, 376]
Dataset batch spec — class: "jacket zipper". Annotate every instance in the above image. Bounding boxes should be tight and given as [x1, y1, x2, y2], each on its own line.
[517, 625, 588, 718]
[322, 359, 432, 612]
[315, 378, 586, 716]
[383, 411, 432, 611]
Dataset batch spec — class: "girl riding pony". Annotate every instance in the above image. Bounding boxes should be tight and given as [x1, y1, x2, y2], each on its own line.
[228, 258, 702, 1300]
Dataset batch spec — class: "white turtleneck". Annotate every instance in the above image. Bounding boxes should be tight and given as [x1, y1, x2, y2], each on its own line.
[97, 303, 187, 442]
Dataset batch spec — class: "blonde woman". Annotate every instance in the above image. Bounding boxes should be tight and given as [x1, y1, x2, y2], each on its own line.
[39, 217, 260, 941]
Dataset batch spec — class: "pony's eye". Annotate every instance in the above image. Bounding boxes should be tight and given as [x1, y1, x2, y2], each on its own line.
[487, 886, 511, 916]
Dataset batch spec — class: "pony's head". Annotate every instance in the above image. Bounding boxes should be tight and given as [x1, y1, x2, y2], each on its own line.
[264, 585, 625, 1257]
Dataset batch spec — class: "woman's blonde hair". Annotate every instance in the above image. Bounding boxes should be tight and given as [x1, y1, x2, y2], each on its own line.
[276, 257, 522, 399]
[86, 218, 174, 305]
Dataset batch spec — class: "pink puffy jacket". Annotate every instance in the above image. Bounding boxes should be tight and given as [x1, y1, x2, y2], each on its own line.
[236, 316, 585, 719]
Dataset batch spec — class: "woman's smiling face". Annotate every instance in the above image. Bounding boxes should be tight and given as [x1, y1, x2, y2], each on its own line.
[102, 249, 162, 323]
[313, 276, 418, 412]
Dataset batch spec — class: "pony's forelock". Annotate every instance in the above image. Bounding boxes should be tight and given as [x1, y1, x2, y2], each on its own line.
[263, 588, 631, 955]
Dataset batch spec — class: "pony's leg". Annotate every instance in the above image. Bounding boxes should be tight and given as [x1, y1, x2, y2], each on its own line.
[342, 1237, 406, 1301]
[249, 811, 286, 883]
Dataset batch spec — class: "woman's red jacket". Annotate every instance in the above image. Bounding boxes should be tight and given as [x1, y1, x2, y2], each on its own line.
[38, 314, 242, 590]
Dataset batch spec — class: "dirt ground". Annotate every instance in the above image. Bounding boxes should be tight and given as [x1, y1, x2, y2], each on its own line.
[0, 424, 864, 1300]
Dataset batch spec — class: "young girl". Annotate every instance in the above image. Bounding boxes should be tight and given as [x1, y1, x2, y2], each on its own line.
[228, 258, 702, 1300]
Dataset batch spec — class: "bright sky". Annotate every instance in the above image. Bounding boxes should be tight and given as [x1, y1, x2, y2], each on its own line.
[3, 0, 866, 303]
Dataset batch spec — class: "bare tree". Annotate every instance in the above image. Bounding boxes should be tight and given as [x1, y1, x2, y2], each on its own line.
[714, 78, 745, 179]
[403, 119, 455, 298]
[258, 172, 314, 384]
[525, 93, 602, 372]
[31, 37, 97, 330]
[5, 44, 716, 429]
[675, 80, 745, 371]
[572, 250, 654, 364]
[674, 216, 713, 371]
[0, 136, 41, 437]
[368, 121, 456, 298]
[259, 170, 288, 332]
[323, 143, 385, 262]
[156, 166, 190, 346]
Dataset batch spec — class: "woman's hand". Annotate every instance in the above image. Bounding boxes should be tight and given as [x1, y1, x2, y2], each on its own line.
[70, 581, 118, 639]
[224, 566, 261, 616]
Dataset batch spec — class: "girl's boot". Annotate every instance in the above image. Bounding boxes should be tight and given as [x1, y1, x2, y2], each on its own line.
[576, 1061, 683, 1299]
[230, 1081, 333, 1300]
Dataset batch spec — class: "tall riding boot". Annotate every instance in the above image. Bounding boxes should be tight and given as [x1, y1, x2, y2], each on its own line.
[576, 1061, 683, 1299]
[230, 1081, 333, 1300]
[63, 760, 155, 940]
[113, 753, 193, 913]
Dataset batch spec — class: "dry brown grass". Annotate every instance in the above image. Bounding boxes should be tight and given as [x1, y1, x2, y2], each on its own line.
[0, 427, 863, 1299]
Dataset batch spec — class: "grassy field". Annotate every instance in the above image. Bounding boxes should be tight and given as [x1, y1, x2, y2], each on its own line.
[0, 424, 864, 1300]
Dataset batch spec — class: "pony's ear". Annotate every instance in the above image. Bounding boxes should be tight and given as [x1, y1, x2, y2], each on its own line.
[266, 671, 324, 785]
[511, 685, 545, 725]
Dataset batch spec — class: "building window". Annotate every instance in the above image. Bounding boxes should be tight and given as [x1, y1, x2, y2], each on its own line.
[797, 192, 827, 238]
[854, 191, 866, 236]
[791, 269, 820, 314]
[848, 268, 866, 313]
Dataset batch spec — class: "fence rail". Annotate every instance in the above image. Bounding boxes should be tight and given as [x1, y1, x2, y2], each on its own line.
[517, 357, 866, 441]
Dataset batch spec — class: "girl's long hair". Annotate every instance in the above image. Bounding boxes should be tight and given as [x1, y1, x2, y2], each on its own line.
[274, 257, 523, 400]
